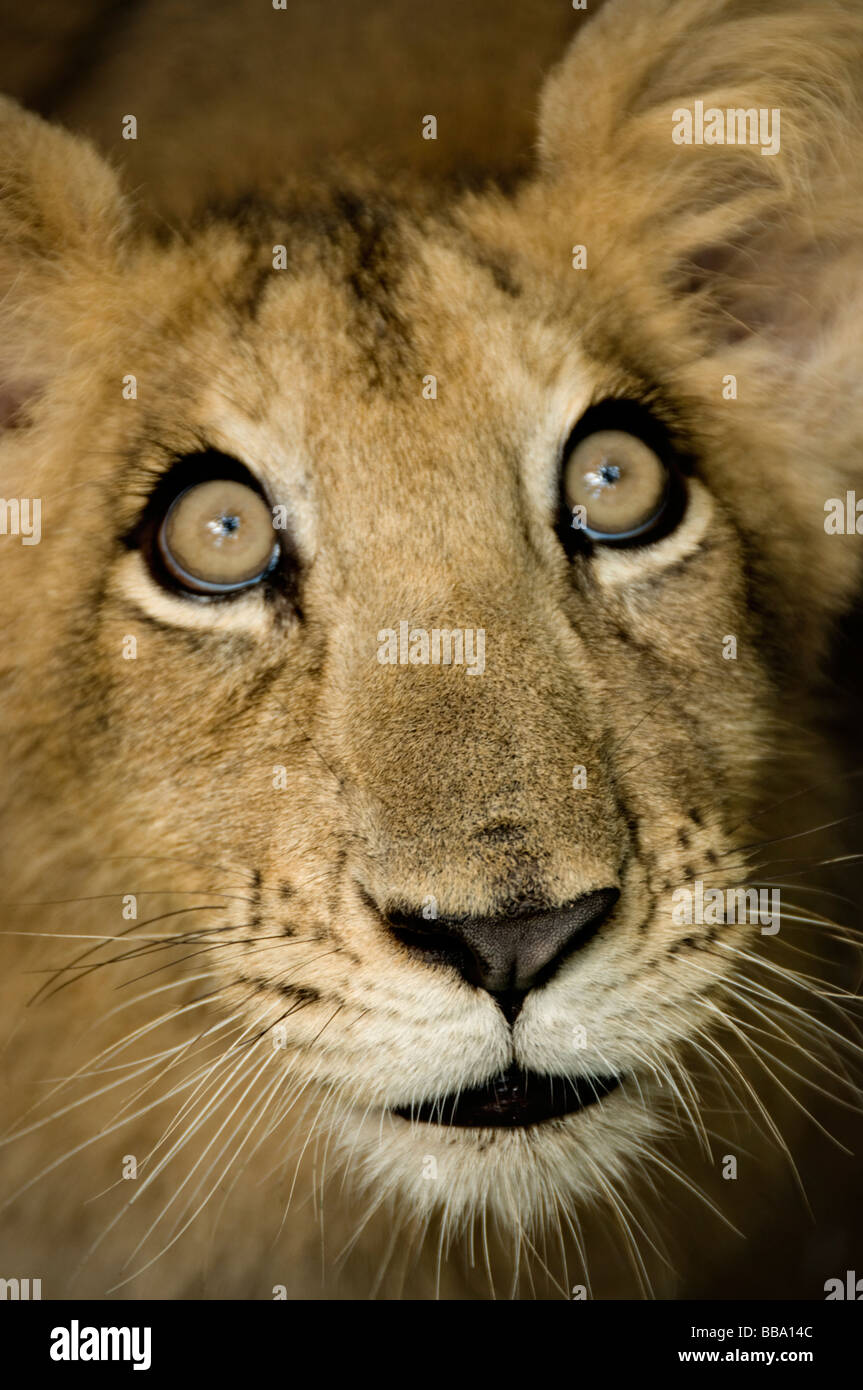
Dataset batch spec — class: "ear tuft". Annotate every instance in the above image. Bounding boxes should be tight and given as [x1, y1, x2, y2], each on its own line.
[0, 95, 128, 267]
[0, 97, 129, 429]
[532, 0, 863, 361]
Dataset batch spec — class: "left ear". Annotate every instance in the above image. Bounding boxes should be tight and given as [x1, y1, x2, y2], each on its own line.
[529, 0, 863, 372]
[0, 96, 130, 430]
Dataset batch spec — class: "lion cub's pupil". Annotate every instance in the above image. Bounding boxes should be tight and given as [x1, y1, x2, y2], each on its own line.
[158, 478, 278, 593]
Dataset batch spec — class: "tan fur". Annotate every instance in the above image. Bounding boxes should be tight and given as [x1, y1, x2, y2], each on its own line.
[1, 0, 862, 1299]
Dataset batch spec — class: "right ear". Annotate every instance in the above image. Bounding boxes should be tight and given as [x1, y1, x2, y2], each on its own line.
[0, 97, 130, 428]
[529, 0, 863, 370]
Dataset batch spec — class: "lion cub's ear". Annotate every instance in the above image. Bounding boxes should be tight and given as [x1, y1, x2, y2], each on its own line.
[0, 97, 129, 428]
[530, 0, 863, 370]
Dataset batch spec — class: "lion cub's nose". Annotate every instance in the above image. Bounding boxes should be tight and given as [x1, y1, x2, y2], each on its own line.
[388, 888, 619, 1023]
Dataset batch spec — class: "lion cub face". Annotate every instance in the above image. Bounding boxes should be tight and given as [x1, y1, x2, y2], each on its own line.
[0, 188, 777, 1231]
[3, 0, 862, 1252]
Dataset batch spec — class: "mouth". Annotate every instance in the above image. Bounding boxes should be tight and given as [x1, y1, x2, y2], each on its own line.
[391, 1064, 622, 1128]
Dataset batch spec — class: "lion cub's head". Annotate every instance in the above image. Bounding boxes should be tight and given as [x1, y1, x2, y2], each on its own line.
[2, 0, 863, 1271]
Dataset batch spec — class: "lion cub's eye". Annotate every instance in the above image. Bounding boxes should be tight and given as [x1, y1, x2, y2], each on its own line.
[563, 430, 672, 543]
[157, 478, 278, 594]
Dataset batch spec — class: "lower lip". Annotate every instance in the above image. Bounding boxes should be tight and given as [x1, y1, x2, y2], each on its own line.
[391, 1066, 621, 1129]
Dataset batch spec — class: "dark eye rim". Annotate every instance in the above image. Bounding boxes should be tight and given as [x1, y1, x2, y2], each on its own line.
[556, 397, 689, 556]
[126, 449, 293, 602]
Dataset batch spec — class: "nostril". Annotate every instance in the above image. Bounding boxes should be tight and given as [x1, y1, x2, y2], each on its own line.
[385, 887, 620, 1004]
[387, 914, 481, 982]
[554, 886, 620, 960]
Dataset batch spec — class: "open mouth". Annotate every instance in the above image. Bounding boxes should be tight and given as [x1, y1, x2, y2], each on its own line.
[392, 1065, 622, 1128]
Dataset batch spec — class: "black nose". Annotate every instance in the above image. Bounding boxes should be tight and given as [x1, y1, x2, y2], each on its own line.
[388, 888, 619, 1023]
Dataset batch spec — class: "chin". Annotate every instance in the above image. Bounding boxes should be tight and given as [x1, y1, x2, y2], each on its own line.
[333, 1075, 661, 1235]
